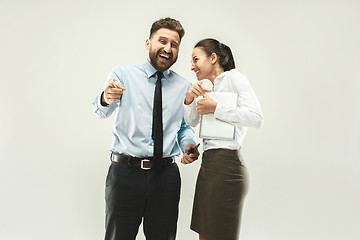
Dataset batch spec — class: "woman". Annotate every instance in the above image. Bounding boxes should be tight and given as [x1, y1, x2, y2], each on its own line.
[182, 38, 263, 240]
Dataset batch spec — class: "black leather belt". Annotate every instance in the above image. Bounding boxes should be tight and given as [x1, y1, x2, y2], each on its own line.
[110, 153, 174, 170]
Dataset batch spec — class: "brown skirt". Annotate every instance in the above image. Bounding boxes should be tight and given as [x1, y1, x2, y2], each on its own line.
[190, 149, 249, 240]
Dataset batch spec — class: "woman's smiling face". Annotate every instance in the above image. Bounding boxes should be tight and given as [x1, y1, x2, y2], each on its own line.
[191, 47, 213, 80]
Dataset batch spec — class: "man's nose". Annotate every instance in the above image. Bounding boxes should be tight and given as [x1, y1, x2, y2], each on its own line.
[164, 43, 171, 52]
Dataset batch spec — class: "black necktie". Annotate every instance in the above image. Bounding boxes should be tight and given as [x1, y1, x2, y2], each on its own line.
[152, 71, 163, 169]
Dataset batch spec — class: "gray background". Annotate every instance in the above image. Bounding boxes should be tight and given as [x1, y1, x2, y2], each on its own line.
[1, 0, 359, 239]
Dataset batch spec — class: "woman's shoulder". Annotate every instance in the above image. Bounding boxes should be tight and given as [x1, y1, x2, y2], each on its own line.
[225, 68, 249, 82]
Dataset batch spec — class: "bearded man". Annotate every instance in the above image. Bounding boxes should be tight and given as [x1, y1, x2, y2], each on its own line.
[92, 17, 199, 240]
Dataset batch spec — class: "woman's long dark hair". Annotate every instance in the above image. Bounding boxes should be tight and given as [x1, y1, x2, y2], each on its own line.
[194, 38, 235, 71]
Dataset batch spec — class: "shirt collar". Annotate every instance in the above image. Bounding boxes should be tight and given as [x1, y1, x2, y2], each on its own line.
[143, 60, 171, 81]
[213, 71, 227, 90]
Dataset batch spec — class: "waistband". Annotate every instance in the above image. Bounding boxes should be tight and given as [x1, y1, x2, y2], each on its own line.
[110, 152, 174, 170]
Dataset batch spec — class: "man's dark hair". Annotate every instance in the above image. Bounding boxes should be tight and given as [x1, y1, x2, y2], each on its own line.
[149, 17, 185, 41]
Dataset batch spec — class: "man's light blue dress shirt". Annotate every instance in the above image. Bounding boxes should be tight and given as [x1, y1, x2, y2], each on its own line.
[92, 61, 196, 158]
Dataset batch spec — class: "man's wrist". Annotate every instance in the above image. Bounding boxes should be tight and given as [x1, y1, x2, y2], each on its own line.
[100, 92, 109, 106]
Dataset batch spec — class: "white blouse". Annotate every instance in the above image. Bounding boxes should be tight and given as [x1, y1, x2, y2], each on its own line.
[184, 69, 263, 151]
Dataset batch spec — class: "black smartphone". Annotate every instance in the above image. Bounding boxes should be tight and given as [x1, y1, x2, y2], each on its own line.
[186, 143, 200, 155]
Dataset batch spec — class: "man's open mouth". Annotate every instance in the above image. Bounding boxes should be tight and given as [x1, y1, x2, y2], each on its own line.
[159, 53, 171, 61]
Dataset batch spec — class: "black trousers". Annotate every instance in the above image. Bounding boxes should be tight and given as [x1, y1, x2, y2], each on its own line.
[104, 159, 181, 240]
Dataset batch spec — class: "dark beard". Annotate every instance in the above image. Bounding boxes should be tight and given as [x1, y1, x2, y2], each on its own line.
[149, 49, 177, 71]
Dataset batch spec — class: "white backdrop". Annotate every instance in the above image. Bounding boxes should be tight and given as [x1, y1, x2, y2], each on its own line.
[1, 0, 359, 239]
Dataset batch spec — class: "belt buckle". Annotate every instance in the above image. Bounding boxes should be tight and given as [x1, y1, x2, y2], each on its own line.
[141, 159, 152, 170]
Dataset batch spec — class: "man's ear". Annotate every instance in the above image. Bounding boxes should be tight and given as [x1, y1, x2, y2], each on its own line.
[145, 39, 150, 50]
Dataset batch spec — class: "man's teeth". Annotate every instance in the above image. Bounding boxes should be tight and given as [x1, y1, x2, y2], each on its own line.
[195, 71, 200, 74]
[159, 54, 170, 59]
